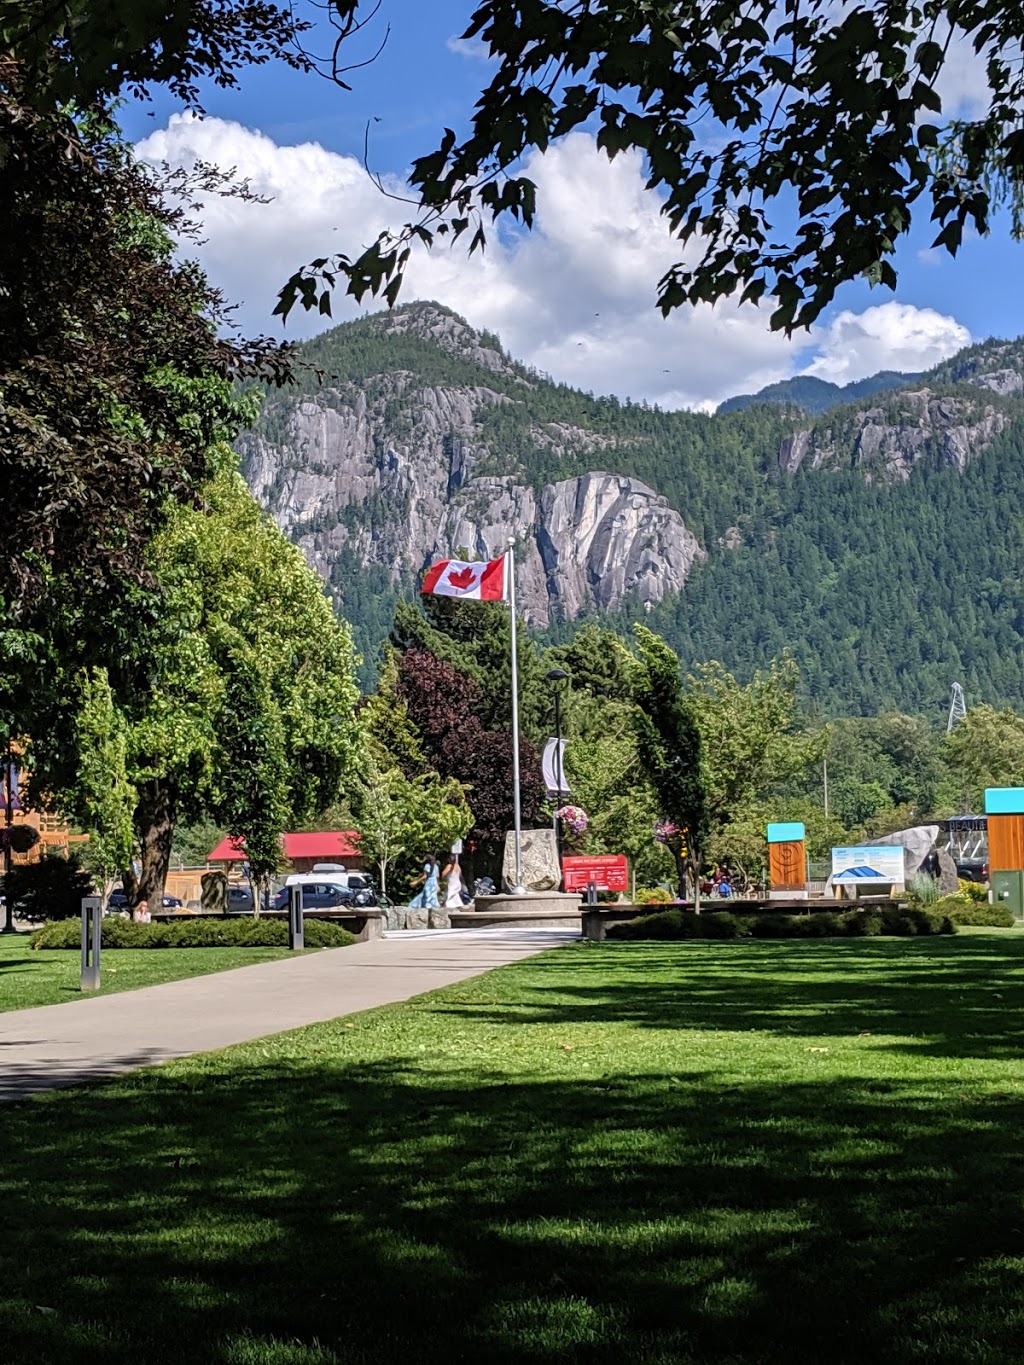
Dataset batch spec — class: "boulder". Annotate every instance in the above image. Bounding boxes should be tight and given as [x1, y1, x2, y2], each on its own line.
[502, 828, 561, 892]
[380, 902, 407, 932]
[428, 907, 451, 930]
[934, 847, 960, 895]
[200, 871, 227, 914]
[875, 825, 940, 880]
[405, 907, 429, 931]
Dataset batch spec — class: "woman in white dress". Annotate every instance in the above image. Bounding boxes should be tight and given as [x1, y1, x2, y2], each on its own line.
[444, 856, 464, 908]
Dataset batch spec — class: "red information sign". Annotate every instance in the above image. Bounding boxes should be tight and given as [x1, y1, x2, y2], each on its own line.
[562, 854, 629, 893]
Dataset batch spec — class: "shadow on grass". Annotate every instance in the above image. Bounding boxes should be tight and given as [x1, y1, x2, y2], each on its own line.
[2, 1039, 1024, 1364]
[434, 936, 1024, 1060]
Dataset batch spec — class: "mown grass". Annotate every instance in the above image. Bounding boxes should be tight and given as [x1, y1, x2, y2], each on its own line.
[0, 932, 293, 1012]
[2, 932, 1024, 1364]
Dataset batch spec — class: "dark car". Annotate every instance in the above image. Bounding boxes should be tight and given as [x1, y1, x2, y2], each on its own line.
[956, 859, 989, 884]
[106, 889, 131, 914]
[162, 895, 183, 909]
[272, 881, 356, 912]
[226, 886, 255, 913]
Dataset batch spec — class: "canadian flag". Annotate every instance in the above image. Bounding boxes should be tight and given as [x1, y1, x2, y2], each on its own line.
[421, 554, 508, 601]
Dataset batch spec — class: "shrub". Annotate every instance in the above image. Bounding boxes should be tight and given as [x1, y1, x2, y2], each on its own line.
[607, 906, 955, 941]
[634, 886, 674, 905]
[843, 908, 884, 937]
[958, 879, 991, 905]
[31, 916, 356, 950]
[879, 907, 955, 936]
[2, 851, 95, 921]
[938, 898, 1016, 928]
[907, 873, 942, 906]
[699, 912, 749, 939]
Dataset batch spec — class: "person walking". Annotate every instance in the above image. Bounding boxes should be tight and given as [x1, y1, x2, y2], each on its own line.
[409, 857, 441, 909]
[443, 855, 464, 908]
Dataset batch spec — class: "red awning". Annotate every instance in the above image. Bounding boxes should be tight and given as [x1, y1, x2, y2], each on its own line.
[207, 831, 361, 863]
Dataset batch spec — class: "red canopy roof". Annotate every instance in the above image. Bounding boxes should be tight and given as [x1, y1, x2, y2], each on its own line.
[207, 831, 361, 863]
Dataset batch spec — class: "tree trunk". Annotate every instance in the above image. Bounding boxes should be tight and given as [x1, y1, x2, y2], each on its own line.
[135, 779, 176, 911]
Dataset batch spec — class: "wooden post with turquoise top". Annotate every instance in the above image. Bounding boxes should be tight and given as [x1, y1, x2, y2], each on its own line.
[767, 822, 807, 900]
[984, 788, 1024, 920]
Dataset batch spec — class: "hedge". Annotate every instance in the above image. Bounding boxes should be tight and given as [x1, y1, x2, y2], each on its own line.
[606, 907, 956, 941]
[935, 898, 1017, 928]
[31, 917, 357, 950]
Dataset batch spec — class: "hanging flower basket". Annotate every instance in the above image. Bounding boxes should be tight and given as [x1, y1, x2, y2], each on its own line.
[0, 825, 40, 853]
[557, 805, 589, 837]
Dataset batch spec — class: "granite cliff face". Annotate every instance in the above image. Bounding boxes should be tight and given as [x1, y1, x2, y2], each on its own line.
[778, 388, 1013, 480]
[240, 306, 702, 628]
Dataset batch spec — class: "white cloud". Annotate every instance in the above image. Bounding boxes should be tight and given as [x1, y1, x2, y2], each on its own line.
[446, 34, 491, 61]
[136, 116, 971, 408]
[803, 303, 972, 384]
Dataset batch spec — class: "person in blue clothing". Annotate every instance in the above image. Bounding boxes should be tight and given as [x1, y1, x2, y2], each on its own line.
[409, 856, 441, 909]
[717, 872, 733, 899]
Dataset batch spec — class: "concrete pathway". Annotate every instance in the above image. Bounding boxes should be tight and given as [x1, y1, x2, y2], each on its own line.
[0, 928, 577, 1103]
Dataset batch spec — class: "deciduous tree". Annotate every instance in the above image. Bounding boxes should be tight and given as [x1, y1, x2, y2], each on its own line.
[285, 0, 1024, 331]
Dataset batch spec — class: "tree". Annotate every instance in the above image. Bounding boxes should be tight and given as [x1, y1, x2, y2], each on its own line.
[2, 1, 312, 113]
[73, 668, 136, 907]
[395, 646, 548, 874]
[282, 0, 1024, 332]
[351, 753, 471, 899]
[684, 656, 824, 834]
[631, 626, 708, 901]
[0, 97, 290, 613]
[944, 704, 1024, 809]
[19, 471, 362, 909]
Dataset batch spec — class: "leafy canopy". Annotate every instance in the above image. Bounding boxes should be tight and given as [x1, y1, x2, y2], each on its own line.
[282, 0, 1024, 331]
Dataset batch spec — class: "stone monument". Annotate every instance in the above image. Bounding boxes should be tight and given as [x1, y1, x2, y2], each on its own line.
[501, 827, 561, 892]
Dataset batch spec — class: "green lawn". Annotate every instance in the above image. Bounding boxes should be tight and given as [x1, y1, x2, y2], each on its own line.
[0, 932, 294, 1011]
[3, 932, 1024, 1364]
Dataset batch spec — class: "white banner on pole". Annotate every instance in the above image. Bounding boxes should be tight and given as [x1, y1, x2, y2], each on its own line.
[542, 738, 570, 796]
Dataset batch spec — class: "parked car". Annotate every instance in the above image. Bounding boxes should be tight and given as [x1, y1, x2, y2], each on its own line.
[282, 870, 377, 906]
[225, 886, 255, 913]
[956, 859, 989, 884]
[162, 895, 183, 909]
[106, 888, 131, 915]
[272, 881, 357, 912]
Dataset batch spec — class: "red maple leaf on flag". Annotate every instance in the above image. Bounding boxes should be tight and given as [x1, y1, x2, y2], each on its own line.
[448, 565, 476, 590]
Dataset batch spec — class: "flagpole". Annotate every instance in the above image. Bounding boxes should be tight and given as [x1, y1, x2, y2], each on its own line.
[506, 538, 525, 893]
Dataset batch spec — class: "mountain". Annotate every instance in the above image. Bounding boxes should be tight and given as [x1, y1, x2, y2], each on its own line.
[238, 304, 1024, 715]
[717, 369, 920, 416]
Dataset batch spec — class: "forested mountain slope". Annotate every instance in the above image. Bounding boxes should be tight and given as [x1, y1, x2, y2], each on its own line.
[238, 303, 1024, 714]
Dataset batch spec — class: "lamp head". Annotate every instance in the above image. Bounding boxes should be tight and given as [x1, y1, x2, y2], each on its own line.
[545, 668, 569, 685]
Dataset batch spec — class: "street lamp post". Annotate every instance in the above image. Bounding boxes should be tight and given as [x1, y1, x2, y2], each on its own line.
[545, 668, 569, 877]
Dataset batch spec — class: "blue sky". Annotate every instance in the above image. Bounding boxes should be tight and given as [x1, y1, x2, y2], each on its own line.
[124, 1, 1022, 409]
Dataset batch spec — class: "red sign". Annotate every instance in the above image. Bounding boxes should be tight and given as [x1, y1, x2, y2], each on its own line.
[562, 855, 629, 893]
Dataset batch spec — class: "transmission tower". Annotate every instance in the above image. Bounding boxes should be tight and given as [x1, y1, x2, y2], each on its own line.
[947, 682, 967, 732]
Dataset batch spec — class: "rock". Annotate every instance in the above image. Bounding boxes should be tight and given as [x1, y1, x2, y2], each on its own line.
[934, 848, 960, 895]
[200, 871, 227, 914]
[502, 828, 561, 892]
[380, 902, 407, 932]
[875, 825, 940, 880]
[428, 908, 451, 930]
[405, 908, 429, 931]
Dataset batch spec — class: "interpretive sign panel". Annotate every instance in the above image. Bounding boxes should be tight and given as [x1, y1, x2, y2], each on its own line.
[831, 846, 905, 883]
[562, 855, 629, 893]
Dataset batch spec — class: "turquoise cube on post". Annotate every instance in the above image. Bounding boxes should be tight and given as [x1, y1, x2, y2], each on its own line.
[767, 822, 805, 844]
[984, 788, 1024, 815]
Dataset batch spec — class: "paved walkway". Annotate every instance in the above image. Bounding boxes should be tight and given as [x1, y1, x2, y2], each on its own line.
[0, 928, 577, 1103]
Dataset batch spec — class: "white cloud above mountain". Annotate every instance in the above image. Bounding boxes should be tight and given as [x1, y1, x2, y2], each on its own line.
[137, 115, 972, 409]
